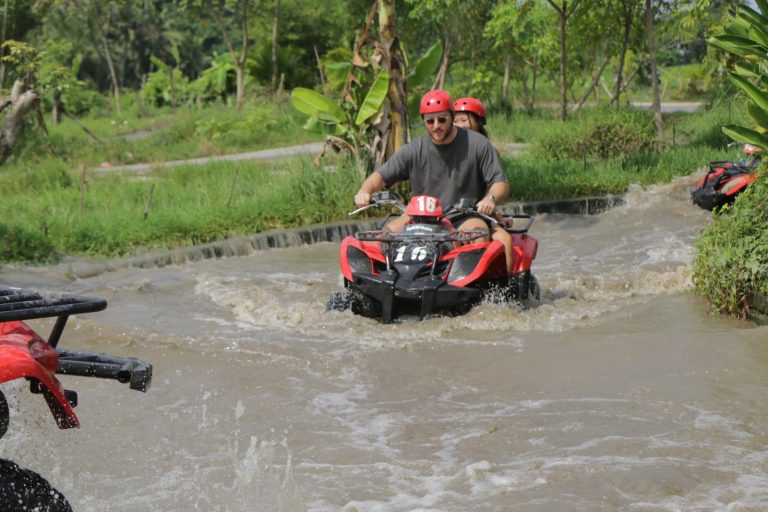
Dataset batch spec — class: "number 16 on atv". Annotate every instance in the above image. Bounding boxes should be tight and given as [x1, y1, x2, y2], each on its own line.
[327, 192, 540, 323]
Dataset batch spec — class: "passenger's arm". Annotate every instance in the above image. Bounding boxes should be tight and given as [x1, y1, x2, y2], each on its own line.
[354, 171, 387, 207]
[476, 182, 509, 216]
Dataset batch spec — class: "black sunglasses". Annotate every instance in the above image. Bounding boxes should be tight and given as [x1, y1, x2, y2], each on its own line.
[424, 116, 449, 126]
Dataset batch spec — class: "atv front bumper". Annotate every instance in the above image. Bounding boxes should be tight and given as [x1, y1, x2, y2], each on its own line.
[352, 271, 483, 323]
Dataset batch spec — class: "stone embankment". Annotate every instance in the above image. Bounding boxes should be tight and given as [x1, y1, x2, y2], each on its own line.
[60, 195, 622, 279]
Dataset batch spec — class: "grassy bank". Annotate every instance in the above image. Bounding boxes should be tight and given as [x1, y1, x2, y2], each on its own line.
[8, 95, 320, 173]
[0, 100, 738, 264]
[1, 157, 359, 262]
[692, 172, 768, 318]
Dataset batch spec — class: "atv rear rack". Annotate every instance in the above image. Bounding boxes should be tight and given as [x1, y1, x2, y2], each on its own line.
[0, 287, 152, 393]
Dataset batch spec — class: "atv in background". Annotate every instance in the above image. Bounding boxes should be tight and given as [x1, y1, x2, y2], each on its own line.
[0, 287, 152, 512]
[692, 143, 762, 211]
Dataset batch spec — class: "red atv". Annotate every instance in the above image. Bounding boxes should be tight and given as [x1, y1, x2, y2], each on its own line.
[0, 286, 152, 512]
[691, 143, 762, 210]
[327, 192, 539, 323]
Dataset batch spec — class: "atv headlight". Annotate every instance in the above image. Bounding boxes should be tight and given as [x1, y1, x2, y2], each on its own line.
[346, 246, 373, 275]
[447, 249, 484, 283]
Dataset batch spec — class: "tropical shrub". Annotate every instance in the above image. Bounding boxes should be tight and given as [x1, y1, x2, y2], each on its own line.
[531, 108, 656, 161]
[692, 171, 768, 317]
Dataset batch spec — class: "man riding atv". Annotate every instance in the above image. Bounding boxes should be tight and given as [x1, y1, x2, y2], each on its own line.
[353, 90, 514, 271]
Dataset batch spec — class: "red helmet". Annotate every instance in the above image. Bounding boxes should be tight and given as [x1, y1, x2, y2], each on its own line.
[420, 90, 453, 115]
[453, 97, 486, 120]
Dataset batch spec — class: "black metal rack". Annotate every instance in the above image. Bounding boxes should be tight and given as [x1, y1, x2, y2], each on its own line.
[0, 287, 151, 393]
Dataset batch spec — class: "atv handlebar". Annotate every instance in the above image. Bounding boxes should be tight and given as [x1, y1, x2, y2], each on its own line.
[56, 350, 152, 392]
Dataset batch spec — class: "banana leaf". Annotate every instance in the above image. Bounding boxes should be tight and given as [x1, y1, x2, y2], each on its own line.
[737, 5, 768, 28]
[729, 74, 768, 113]
[722, 124, 768, 150]
[748, 102, 768, 131]
[708, 35, 767, 58]
[409, 42, 442, 90]
[325, 62, 352, 85]
[355, 71, 389, 126]
[291, 87, 343, 121]
[748, 26, 768, 49]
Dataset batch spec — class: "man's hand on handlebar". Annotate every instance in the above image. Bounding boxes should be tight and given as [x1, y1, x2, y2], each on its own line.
[354, 192, 372, 208]
[475, 196, 497, 216]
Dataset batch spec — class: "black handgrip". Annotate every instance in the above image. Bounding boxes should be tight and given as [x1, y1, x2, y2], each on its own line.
[56, 350, 153, 392]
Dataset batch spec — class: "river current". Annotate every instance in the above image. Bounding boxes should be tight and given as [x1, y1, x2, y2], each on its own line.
[2, 172, 767, 511]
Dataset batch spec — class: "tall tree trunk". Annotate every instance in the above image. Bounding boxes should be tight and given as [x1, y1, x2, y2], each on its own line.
[611, 2, 633, 107]
[52, 89, 63, 124]
[378, 0, 408, 160]
[502, 55, 511, 102]
[99, 32, 122, 115]
[547, 0, 582, 121]
[557, 7, 567, 120]
[646, 0, 663, 149]
[573, 54, 611, 112]
[433, 36, 451, 90]
[271, 0, 280, 91]
[0, 0, 8, 88]
[531, 54, 538, 113]
[0, 81, 39, 166]
[235, 0, 249, 110]
[217, 0, 250, 110]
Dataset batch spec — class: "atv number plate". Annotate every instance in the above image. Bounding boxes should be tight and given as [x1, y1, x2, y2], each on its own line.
[393, 244, 434, 263]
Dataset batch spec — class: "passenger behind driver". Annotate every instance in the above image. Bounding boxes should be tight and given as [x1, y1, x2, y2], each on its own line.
[453, 97, 516, 273]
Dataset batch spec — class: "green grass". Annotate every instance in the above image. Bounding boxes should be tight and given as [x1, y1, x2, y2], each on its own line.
[0, 157, 359, 261]
[692, 171, 768, 318]
[505, 145, 730, 201]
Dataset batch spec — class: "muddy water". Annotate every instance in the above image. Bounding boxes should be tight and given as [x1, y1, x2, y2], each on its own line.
[2, 174, 768, 511]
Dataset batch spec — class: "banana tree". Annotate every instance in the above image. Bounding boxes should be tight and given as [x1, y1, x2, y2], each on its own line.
[291, 1, 441, 178]
[708, 3, 768, 151]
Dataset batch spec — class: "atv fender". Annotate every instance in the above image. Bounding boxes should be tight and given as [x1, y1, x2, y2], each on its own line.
[0, 321, 79, 429]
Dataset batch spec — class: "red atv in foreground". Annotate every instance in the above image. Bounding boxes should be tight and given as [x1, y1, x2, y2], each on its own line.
[0, 286, 152, 512]
[691, 143, 762, 211]
[327, 192, 539, 323]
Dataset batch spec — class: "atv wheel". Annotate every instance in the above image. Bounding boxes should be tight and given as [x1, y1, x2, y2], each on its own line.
[0, 459, 72, 512]
[349, 291, 381, 319]
[529, 275, 541, 300]
[326, 291, 352, 312]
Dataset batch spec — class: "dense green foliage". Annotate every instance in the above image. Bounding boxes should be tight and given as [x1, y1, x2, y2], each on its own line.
[530, 108, 657, 160]
[691, 1, 768, 318]
[692, 172, 768, 317]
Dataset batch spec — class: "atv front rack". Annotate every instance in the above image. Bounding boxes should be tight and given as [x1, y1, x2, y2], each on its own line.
[0, 287, 152, 393]
[0, 287, 106, 348]
[355, 229, 487, 243]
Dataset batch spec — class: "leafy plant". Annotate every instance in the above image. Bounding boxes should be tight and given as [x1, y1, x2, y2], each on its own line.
[708, 3, 768, 150]
[692, 171, 768, 317]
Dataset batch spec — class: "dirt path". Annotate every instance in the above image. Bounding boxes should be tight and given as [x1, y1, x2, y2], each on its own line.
[94, 101, 701, 174]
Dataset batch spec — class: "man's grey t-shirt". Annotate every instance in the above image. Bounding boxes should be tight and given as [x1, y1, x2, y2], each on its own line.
[376, 127, 507, 208]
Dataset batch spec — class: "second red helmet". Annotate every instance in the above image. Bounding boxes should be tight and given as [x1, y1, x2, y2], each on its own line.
[420, 90, 453, 115]
[453, 97, 486, 121]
